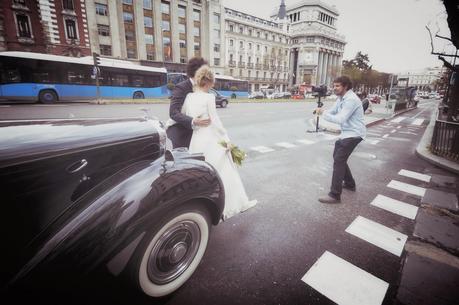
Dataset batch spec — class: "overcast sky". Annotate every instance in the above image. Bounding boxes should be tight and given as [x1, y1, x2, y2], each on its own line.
[222, 0, 454, 73]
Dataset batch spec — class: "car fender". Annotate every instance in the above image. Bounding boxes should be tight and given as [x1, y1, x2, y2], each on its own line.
[9, 153, 224, 289]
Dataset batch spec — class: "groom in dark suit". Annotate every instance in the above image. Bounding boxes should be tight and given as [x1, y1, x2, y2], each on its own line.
[166, 57, 211, 148]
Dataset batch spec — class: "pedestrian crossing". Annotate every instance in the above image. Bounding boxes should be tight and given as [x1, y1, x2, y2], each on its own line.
[301, 168, 431, 304]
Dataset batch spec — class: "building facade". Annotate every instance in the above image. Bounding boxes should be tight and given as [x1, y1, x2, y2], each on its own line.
[397, 67, 444, 91]
[0, 0, 91, 56]
[274, 0, 345, 88]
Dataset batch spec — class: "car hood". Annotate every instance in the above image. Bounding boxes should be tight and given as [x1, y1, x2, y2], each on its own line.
[0, 118, 165, 168]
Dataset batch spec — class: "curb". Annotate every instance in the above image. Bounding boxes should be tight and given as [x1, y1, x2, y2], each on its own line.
[415, 108, 459, 175]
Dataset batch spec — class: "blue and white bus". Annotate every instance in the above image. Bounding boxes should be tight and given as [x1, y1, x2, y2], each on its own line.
[0, 52, 168, 103]
[168, 72, 248, 98]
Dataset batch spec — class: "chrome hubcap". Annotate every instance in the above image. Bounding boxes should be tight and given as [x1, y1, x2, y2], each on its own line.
[147, 220, 200, 285]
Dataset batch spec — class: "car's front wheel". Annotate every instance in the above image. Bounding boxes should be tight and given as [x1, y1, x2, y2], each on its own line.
[220, 100, 228, 108]
[135, 204, 211, 297]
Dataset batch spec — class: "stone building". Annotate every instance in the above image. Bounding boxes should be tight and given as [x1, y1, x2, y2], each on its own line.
[0, 0, 91, 56]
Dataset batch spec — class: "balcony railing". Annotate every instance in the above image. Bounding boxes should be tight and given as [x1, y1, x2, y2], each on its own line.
[228, 60, 236, 67]
[247, 63, 254, 69]
[431, 113, 459, 162]
[255, 64, 262, 69]
[238, 62, 245, 68]
[263, 65, 269, 70]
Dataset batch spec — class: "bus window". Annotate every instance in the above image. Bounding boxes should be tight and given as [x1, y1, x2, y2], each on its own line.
[131, 75, 145, 87]
[4, 69, 21, 83]
[67, 71, 87, 84]
[111, 74, 129, 86]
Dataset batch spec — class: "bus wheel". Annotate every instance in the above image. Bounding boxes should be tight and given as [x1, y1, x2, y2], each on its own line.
[231, 93, 237, 99]
[39, 90, 58, 104]
[133, 91, 145, 99]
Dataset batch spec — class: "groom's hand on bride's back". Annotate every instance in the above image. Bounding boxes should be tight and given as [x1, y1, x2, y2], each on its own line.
[193, 117, 211, 127]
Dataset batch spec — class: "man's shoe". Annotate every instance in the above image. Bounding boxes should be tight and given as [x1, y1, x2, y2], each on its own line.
[342, 183, 356, 191]
[318, 195, 341, 204]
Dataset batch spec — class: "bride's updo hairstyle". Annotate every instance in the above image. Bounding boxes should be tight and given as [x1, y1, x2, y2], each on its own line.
[194, 65, 215, 88]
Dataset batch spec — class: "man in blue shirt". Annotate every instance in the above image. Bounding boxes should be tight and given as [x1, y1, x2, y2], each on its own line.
[315, 76, 366, 204]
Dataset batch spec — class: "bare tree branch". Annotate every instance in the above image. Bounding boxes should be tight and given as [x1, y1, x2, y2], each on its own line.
[426, 26, 459, 58]
[436, 34, 453, 42]
[438, 56, 458, 72]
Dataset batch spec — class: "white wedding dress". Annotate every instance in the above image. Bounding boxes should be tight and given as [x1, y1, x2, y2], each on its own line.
[182, 90, 257, 220]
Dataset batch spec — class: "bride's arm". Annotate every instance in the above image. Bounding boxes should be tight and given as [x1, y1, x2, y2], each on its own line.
[207, 94, 230, 141]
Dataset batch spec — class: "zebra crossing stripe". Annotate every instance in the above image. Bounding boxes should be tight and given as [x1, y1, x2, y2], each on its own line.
[382, 134, 389, 138]
[275, 142, 297, 148]
[370, 140, 380, 145]
[391, 116, 406, 123]
[346, 216, 408, 257]
[371, 194, 418, 220]
[387, 180, 426, 197]
[302, 251, 389, 305]
[412, 119, 424, 126]
[296, 139, 315, 145]
[397, 126, 402, 129]
[398, 169, 431, 182]
[391, 129, 397, 133]
[250, 146, 275, 153]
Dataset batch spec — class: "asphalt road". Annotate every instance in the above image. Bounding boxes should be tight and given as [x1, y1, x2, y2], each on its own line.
[1, 99, 445, 305]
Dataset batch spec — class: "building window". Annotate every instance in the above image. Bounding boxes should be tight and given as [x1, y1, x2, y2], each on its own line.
[127, 49, 136, 59]
[180, 57, 187, 63]
[248, 29, 252, 36]
[145, 34, 154, 44]
[193, 27, 200, 36]
[214, 43, 220, 52]
[147, 51, 155, 60]
[264, 46, 267, 52]
[161, 2, 170, 14]
[65, 19, 78, 39]
[194, 42, 200, 51]
[213, 29, 220, 40]
[144, 16, 153, 28]
[178, 23, 186, 34]
[163, 37, 172, 61]
[100, 44, 112, 56]
[239, 41, 243, 48]
[13, 0, 26, 4]
[16, 14, 32, 38]
[178, 5, 186, 18]
[125, 31, 135, 41]
[257, 44, 260, 51]
[162, 20, 170, 31]
[229, 25, 233, 31]
[123, 0, 133, 4]
[265, 33, 268, 39]
[193, 9, 200, 21]
[239, 26, 243, 34]
[143, 0, 152, 9]
[95, 3, 108, 16]
[97, 24, 110, 36]
[213, 13, 220, 24]
[123, 12, 134, 23]
[248, 43, 252, 50]
[257, 31, 260, 37]
[229, 39, 233, 46]
[248, 56, 251, 63]
[62, 0, 74, 10]
[179, 39, 186, 48]
[214, 58, 220, 66]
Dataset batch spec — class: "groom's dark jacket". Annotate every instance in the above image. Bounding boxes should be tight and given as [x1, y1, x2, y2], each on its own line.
[166, 79, 194, 148]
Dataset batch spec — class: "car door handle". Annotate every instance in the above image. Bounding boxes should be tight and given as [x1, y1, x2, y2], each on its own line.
[67, 159, 88, 173]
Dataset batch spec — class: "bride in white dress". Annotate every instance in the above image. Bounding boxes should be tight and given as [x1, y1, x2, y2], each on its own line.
[182, 65, 257, 220]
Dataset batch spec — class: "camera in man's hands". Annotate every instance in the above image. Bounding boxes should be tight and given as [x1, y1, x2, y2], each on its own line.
[311, 85, 328, 98]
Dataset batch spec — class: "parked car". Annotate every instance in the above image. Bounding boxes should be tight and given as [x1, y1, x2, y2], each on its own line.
[368, 94, 381, 104]
[248, 91, 265, 99]
[267, 92, 285, 99]
[291, 94, 305, 99]
[210, 88, 229, 107]
[1, 118, 224, 303]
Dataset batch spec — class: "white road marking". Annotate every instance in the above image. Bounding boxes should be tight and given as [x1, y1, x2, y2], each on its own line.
[346, 216, 408, 257]
[391, 129, 397, 133]
[296, 139, 315, 145]
[302, 251, 389, 305]
[382, 134, 389, 138]
[250, 146, 275, 153]
[366, 132, 382, 137]
[397, 126, 402, 129]
[371, 140, 381, 145]
[391, 116, 406, 123]
[398, 169, 431, 182]
[275, 142, 297, 148]
[387, 180, 426, 197]
[412, 119, 424, 126]
[371, 194, 419, 220]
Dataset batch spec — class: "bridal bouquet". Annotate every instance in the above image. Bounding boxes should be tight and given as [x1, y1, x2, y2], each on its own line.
[219, 141, 246, 166]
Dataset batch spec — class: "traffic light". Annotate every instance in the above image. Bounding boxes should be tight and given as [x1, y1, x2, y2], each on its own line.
[93, 52, 101, 66]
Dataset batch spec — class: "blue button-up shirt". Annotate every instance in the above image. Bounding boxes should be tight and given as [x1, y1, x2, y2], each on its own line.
[323, 89, 366, 139]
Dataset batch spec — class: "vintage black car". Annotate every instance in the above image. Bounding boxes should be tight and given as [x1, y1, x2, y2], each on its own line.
[0, 117, 224, 302]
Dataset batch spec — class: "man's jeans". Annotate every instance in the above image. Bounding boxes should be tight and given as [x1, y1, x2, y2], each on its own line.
[329, 137, 363, 199]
